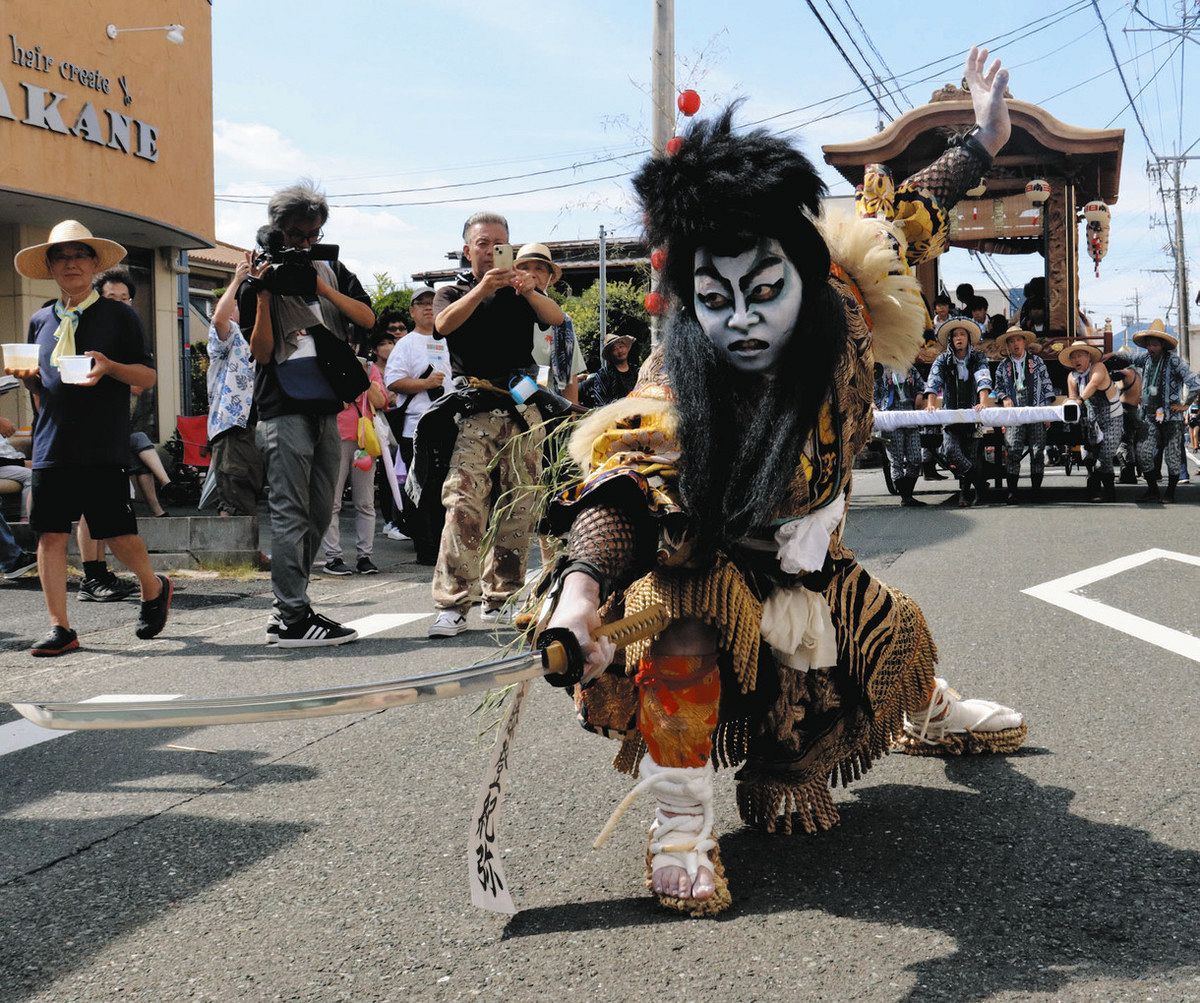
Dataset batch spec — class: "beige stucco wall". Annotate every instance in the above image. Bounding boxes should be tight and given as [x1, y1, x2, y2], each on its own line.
[2, 0, 214, 241]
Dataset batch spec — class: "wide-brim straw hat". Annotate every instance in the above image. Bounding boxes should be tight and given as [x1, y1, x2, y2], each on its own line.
[998, 326, 1037, 351]
[14, 219, 126, 280]
[603, 332, 635, 348]
[1058, 340, 1102, 368]
[1131, 318, 1178, 349]
[937, 318, 981, 349]
[514, 242, 562, 284]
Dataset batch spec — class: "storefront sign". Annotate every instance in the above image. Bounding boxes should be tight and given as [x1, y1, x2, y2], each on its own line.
[3, 34, 159, 162]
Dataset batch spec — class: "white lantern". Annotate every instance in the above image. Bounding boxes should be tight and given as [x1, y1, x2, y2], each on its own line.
[1025, 179, 1051, 205]
[1083, 200, 1110, 224]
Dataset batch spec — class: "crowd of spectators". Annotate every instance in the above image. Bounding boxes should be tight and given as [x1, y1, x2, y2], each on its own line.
[2, 183, 644, 654]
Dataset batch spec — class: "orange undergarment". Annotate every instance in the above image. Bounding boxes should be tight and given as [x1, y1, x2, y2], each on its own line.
[635, 654, 721, 768]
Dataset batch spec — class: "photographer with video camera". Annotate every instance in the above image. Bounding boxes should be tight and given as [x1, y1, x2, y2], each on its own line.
[238, 180, 376, 648]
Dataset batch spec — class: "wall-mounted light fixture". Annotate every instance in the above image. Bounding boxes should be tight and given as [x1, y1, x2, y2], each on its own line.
[106, 24, 185, 45]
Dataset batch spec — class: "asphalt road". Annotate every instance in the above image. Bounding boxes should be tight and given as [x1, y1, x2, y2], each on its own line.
[2, 466, 1199, 1002]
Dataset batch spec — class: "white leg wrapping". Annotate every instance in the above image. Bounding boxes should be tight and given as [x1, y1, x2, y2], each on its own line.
[593, 753, 715, 882]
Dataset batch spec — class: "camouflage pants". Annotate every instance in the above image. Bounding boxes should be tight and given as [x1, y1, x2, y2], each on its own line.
[431, 407, 544, 611]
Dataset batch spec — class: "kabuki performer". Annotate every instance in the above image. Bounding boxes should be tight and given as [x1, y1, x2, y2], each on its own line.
[539, 49, 1026, 917]
[993, 326, 1054, 503]
[873, 363, 927, 506]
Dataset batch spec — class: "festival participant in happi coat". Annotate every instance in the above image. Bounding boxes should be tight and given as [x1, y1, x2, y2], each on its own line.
[1127, 320, 1200, 503]
[538, 48, 1025, 917]
[923, 318, 994, 506]
[1062, 340, 1121, 502]
[992, 326, 1054, 503]
[873, 363, 927, 506]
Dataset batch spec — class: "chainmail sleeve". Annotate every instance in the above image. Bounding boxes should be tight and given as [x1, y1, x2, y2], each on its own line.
[903, 140, 991, 216]
[565, 503, 645, 593]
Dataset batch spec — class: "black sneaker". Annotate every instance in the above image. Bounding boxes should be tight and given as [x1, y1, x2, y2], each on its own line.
[3, 551, 37, 580]
[323, 558, 353, 576]
[79, 575, 138, 602]
[355, 556, 379, 575]
[135, 574, 173, 640]
[276, 610, 358, 648]
[31, 625, 79, 657]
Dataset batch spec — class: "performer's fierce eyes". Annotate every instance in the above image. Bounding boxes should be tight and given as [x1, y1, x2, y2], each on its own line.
[698, 291, 731, 310]
[747, 279, 785, 304]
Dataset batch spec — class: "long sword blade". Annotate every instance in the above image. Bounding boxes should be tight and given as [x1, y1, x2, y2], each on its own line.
[12, 650, 541, 731]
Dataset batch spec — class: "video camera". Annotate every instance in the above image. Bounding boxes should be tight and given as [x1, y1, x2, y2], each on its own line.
[253, 225, 340, 298]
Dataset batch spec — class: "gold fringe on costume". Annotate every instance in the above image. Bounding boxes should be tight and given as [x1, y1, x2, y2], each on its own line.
[645, 837, 733, 917]
[622, 558, 763, 695]
[735, 777, 841, 835]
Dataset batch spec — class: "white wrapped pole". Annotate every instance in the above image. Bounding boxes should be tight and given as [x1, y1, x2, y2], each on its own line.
[374, 412, 407, 512]
[872, 403, 1079, 431]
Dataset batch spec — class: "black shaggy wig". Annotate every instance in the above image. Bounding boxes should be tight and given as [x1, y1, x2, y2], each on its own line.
[631, 105, 848, 547]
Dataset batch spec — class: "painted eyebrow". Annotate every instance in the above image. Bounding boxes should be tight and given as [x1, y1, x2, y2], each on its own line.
[738, 255, 783, 292]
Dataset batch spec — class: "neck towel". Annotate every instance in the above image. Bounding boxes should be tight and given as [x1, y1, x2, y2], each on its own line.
[50, 290, 99, 367]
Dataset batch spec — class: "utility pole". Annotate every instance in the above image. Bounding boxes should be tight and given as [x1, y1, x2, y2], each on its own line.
[598, 224, 608, 344]
[650, 0, 674, 346]
[1171, 160, 1191, 364]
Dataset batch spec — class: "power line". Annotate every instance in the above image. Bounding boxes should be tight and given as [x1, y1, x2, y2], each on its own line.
[1104, 36, 1186, 128]
[819, 0, 906, 118]
[803, 0, 893, 122]
[1091, 0, 1160, 157]
[843, 1, 914, 109]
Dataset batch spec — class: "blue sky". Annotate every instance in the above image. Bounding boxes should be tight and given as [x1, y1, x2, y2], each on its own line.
[211, 0, 1199, 327]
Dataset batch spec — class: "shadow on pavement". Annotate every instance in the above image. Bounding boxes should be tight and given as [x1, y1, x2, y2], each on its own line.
[0, 815, 310, 999]
[504, 756, 1200, 1000]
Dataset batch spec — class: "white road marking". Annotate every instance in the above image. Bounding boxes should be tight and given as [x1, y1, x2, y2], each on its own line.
[342, 612, 430, 638]
[0, 694, 182, 757]
[1023, 549, 1200, 663]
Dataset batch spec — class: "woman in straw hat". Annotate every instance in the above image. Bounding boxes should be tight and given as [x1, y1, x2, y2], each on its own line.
[924, 317, 994, 506]
[1126, 319, 1200, 502]
[1062, 340, 1120, 502]
[993, 326, 1054, 502]
[5, 220, 172, 656]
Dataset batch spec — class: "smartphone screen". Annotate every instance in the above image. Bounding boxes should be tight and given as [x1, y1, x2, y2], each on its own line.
[493, 243, 514, 270]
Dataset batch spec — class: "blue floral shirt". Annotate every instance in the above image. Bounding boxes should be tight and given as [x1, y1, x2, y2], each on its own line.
[206, 321, 256, 440]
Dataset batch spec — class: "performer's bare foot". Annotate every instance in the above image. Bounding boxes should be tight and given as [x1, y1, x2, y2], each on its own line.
[650, 808, 716, 900]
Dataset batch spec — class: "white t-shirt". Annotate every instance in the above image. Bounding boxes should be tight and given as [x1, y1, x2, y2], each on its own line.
[383, 332, 453, 438]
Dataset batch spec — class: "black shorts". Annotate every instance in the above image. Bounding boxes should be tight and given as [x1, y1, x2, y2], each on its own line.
[30, 465, 138, 539]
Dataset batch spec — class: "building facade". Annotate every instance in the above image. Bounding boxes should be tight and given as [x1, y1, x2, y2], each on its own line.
[0, 0, 214, 439]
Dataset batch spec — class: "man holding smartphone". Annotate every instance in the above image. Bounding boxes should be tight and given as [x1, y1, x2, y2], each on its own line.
[425, 211, 564, 637]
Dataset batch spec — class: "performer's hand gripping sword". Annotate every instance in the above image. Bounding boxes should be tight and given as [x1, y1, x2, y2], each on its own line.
[10, 605, 670, 731]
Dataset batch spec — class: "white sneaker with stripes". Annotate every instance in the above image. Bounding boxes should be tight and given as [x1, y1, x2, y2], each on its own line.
[275, 611, 359, 648]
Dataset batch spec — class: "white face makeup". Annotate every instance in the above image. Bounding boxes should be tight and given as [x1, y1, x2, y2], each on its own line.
[693, 238, 803, 375]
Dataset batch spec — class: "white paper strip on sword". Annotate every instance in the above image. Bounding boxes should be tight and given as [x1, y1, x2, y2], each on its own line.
[0, 694, 182, 757]
[873, 403, 1079, 431]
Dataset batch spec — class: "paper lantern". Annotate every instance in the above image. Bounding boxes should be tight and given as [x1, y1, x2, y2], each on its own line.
[1025, 179, 1051, 205]
[665, 136, 684, 156]
[644, 291, 666, 315]
[1083, 200, 1110, 224]
[677, 89, 701, 116]
[650, 248, 667, 271]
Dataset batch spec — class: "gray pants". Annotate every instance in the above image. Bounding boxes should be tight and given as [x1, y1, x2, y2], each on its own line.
[883, 429, 922, 481]
[210, 425, 263, 516]
[258, 413, 341, 623]
[321, 439, 376, 561]
[1004, 421, 1046, 477]
[1136, 418, 1184, 481]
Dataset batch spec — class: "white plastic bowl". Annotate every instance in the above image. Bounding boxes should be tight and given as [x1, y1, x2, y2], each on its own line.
[2, 343, 39, 371]
[58, 355, 94, 384]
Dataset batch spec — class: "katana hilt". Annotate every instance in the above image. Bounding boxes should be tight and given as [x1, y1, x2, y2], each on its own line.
[539, 603, 670, 689]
